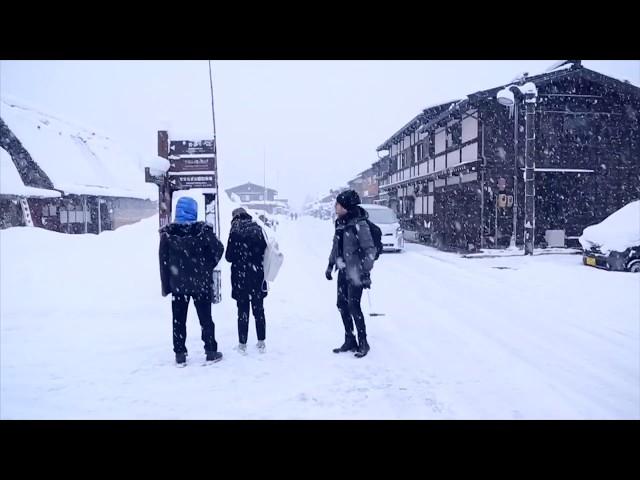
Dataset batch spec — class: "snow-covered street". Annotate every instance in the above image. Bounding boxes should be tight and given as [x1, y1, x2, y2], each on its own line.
[1, 195, 638, 419]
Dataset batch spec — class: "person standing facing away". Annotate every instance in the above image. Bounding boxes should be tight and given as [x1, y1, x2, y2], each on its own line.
[159, 197, 225, 366]
[225, 208, 268, 354]
[325, 190, 376, 358]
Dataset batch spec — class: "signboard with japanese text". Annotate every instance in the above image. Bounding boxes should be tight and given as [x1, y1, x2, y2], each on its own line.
[170, 174, 217, 190]
[169, 139, 215, 156]
[169, 156, 216, 173]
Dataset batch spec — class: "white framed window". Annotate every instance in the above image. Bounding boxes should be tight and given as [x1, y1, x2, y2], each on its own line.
[44, 205, 57, 216]
[60, 208, 90, 224]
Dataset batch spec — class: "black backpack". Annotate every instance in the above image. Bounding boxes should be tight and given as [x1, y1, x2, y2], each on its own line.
[365, 219, 383, 260]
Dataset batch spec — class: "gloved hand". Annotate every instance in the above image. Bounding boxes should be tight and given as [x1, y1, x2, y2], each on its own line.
[361, 272, 371, 289]
[325, 265, 333, 280]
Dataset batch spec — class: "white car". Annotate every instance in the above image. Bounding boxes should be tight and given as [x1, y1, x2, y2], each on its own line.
[361, 204, 404, 252]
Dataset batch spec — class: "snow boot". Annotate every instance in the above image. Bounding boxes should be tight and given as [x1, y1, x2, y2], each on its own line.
[236, 343, 248, 355]
[333, 334, 358, 354]
[256, 340, 266, 354]
[205, 351, 223, 363]
[175, 353, 187, 366]
[354, 337, 370, 358]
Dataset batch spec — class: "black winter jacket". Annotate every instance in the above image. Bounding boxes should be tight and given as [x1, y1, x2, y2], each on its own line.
[225, 213, 268, 300]
[159, 222, 224, 298]
[328, 206, 376, 286]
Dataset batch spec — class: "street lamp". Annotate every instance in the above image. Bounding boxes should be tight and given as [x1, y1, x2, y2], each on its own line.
[496, 82, 538, 255]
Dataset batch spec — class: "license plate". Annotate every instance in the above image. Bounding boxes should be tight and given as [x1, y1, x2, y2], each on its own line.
[586, 257, 597, 267]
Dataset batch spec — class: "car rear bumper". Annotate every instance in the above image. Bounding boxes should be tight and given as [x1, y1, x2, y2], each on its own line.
[582, 252, 626, 271]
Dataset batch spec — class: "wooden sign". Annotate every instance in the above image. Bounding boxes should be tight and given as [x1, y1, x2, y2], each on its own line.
[169, 139, 215, 156]
[171, 174, 216, 190]
[169, 156, 216, 173]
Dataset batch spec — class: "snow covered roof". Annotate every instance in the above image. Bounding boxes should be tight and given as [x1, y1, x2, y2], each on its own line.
[416, 64, 640, 135]
[376, 99, 460, 151]
[579, 200, 640, 254]
[0, 96, 157, 200]
[468, 64, 640, 104]
[226, 182, 278, 194]
[0, 147, 60, 198]
[544, 60, 578, 73]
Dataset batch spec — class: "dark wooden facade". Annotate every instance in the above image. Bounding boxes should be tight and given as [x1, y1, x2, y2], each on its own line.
[2, 194, 156, 233]
[376, 63, 640, 251]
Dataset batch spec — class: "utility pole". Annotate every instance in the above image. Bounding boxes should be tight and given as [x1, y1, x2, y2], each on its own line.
[496, 82, 538, 255]
[263, 147, 267, 211]
[524, 90, 537, 255]
[511, 101, 518, 248]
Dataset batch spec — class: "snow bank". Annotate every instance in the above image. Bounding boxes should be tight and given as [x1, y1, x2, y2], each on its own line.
[579, 200, 640, 254]
[0, 95, 156, 200]
[1, 208, 639, 419]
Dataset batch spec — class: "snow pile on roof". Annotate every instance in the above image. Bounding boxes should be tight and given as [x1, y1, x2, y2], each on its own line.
[0, 95, 156, 200]
[545, 61, 575, 73]
[0, 148, 60, 198]
[144, 156, 170, 176]
[423, 99, 460, 111]
[579, 200, 640, 254]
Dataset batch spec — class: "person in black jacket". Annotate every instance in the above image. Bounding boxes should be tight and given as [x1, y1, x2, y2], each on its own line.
[159, 197, 225, 366]
[325, 190, 377, 358]
[225, 208, 268, 354]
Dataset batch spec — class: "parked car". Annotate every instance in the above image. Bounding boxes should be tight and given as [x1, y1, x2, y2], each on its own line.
[360, 204, 404, 252]
[580, 200, 640, 273]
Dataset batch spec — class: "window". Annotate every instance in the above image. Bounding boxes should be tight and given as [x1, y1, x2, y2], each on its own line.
[416, 142, 426, 162]
[44, 205, 57, 216]
[428, 132, 435, 157]
[563, 114, 593, 144]
[452, 122, 462, 146]
[563, 115, 589, 134]
[540, 114, 563, 148]
[60, 207, 90, 224]
[448, 122, 462, 147]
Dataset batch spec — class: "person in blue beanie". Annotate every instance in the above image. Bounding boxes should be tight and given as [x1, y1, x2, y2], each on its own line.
[159, 196, 225, 366]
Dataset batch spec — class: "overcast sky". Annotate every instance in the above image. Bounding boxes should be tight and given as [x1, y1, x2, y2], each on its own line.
[1, 60, 638, 209]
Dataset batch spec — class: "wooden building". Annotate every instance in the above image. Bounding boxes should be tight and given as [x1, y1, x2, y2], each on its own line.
[375, 61, 640, 251]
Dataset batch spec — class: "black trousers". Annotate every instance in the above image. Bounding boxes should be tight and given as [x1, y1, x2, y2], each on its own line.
[237, 295, 266, 344]
[172, 294, 217, 354]
[336, 270, 367, 340]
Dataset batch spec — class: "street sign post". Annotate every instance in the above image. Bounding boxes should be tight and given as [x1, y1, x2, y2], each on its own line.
[146, 131, 222, 303]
